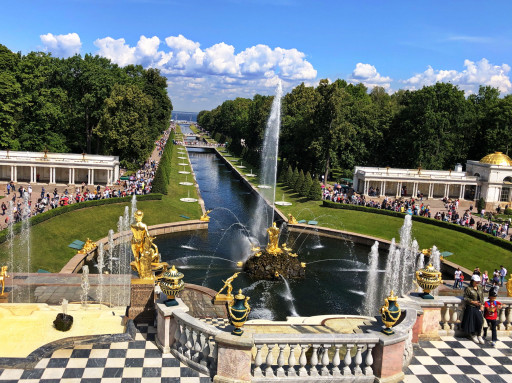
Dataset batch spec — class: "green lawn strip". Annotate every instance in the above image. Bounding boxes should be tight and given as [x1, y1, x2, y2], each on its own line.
[0, 139, 201, 272]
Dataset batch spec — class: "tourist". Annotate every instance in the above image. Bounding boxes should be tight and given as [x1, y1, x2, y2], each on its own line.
[461, 275, 485, 344]
[473, 267, 481, 277]
[500, 265, 507, 286]
[1, 202, 6, 216]
[6, 183, 10, 195]
[453, 268, 462, 289]
[482, 290, 502, 346]
[482, 270, 489, 291]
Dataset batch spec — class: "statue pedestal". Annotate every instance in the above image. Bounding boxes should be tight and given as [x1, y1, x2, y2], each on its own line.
[126, 279, 155, 324]
[0, 293, 9, 303]
[155, 296, 189, 353]
[213, 294, 233, 304]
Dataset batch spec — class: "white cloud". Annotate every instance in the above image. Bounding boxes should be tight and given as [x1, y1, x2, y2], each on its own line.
[349, 63, 392, 91]
[92, 34, 317, 110]
[40, 33, 81, 57]
[403, 58, 512, 94]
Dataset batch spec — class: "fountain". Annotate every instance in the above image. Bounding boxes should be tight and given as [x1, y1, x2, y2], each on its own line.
[179, 175, 194, 186]
[81, 265, 90, 308]
[96, 242, 105, 306]
[245, 169, 257, 177]
[275, 193, 292, 206]
[363, 241, 380, 316]
[180, 190, 198, 202]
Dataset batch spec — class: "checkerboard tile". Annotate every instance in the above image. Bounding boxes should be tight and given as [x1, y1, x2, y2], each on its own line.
[404, 336, 512, 383]
[199, 317, 230, 330]
[0, 324, 211, 382]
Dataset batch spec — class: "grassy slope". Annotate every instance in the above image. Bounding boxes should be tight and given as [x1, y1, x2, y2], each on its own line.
[0, 140, 201, 272]
[216, 148, 511, 273]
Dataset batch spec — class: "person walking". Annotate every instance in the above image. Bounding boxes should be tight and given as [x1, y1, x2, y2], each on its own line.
[454, 268, 462, 289]
[461, 275, 485, 344]
[500, 265, 507, 286]
[482, 270, 489, 291]
[483, 290, 502, 346]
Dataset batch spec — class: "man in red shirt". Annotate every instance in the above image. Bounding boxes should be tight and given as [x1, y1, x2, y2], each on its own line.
[483, 290, 502, 346]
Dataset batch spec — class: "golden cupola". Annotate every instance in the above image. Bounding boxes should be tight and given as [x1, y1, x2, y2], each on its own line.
[479, 152, 512, 166]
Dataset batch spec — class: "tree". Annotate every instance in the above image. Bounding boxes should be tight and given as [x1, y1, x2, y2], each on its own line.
[95, 84, 153, 167]
[294, 169, 305, 193]
[285, 165, 293, 185]
[301, 171, 313, 197]
[289, 167, 299, 188]
[308, 180, 322, 201]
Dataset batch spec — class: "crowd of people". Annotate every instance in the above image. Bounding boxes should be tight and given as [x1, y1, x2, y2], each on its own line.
[2, 131, 171, 226]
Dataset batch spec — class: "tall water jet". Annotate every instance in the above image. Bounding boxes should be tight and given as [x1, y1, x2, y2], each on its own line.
[398, 215, 413, 294]
[96, 242, 105, 306]
[430, 245, 441, 272]
[363, 241, 380, 316]
[251, 81, 283, 240]
[107, 229, 115, 307]
[130, 195, 137, 224]
[81, 265, 90, 308]
[20, 194, 31, 302]
[383, 238, 396, 295]
[7, 201, 14, 302]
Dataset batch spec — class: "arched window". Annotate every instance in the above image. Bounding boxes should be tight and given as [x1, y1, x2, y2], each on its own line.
[504, 176, 512, 184]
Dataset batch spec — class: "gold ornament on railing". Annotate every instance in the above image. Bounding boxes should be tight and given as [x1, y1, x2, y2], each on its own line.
[0, 265, 9, 296]
[415, 263, 443, 299]
[228, 289, 251, 336]
[507, 274, 512, 297]
[200, 210, 212, 222]
[266, 222, 283, 256]
[158, 265, 185, 307]
[214, 272, 240, 302]
[288, 214, 298, 225]
[78, 238, 96, 254]
[380, 290, 401, 335]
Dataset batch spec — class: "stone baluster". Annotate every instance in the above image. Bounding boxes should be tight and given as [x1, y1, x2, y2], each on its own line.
[443, 305, 451, 331]
[343, 344, 353, 376]
[253, 344, 264, 377]
[210, 339, 218, 372]
[184, 326, 192, 358]
[178, 322, 187, 355]
[309, 344, 319, 376]
[265, 344, 275, 377]
[276, 344, 286, 377]
[320, 344, 331, 376]
[298, 344, 308, 377]
[365, 344, 374, 376]
[287, 344, 297, 377]
[499, 306, 507, 330]
[173, 320, 182, 351]
[332, 345, 341, 377]
[200, 334, 210, 367]
[455, 305, 463, 331]
[507, 306, 512, 330]
[193, 331, 203, 363]
[354, 344, 363, 376]
[451, 304, 459, 330]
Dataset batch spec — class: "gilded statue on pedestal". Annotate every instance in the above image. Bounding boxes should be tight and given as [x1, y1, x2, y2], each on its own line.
[0, 266, 8, 295]
[215, 272, 240, 301]
[78, 238, 97, 254]
[266, 222, 282, 255]
[200, 210, 212, 222]
[130, 210, 168, 280]
[507, 274, 512, 297]
[288, 214, 298, 225]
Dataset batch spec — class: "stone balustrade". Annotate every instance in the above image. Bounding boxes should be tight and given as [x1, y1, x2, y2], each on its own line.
[251, 334, 379, 382]
[171, 310, 220, 377]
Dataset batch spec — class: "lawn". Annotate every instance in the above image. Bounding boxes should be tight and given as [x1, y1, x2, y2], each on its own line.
[0, 139, 202, 272]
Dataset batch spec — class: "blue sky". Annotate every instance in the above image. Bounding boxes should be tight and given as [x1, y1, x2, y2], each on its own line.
[2, 0, 512, 111]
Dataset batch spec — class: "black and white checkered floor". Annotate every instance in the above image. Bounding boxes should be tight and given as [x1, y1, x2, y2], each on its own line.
[404, 336, 512, 382]
[1, 320, 511, 383]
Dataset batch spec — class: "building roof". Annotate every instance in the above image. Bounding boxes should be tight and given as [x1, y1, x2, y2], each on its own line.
[479, 152, 512, 166]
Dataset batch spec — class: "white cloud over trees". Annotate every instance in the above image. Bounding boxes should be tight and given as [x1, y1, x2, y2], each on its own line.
[40, 33, 82, 57]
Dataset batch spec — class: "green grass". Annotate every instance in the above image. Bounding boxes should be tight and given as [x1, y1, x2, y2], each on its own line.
[213, 146, 511, 274]
[0, 139, 201, 272]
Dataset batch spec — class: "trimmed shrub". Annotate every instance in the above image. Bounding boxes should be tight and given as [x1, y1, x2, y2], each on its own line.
[289, 167, 299, 188]
[294, 170, 305, 193]
[301, 171, 313, 197]
[477, 197, 486, 213]
[322, 200, 512, 252]
[504, 208, 512, 215]
[151, 131, 175, 194]
[309, 180, 322, 201]
[284, 165, 293, 185]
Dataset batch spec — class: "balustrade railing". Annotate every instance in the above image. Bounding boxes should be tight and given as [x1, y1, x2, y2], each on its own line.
[252, 334, 379, 382]
[438, 297, 512, 335]
[171, 310, 220, 377]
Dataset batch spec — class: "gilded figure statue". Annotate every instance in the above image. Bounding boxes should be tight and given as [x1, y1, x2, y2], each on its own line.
[215, 272, 240, 300]
[130, 210, 168, 280]
[507, 274, 512, 297]
[266, 222, 282, 255]
[288, 214, 298, 225]
[78, 238, 97, 254]
[0, 266, 9, 295]
[200, 210, 212, 222]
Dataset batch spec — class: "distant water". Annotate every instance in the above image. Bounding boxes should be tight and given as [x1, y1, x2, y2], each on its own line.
[172, 111, 198, 122]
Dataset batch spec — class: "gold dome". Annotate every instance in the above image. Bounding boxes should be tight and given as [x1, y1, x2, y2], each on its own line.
[479, 152, 512, 166]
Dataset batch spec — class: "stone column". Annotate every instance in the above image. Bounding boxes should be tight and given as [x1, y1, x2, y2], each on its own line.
[87, 169, 92, 185]
[443, 184, 448, 198]
[10, 166, 13, 182]
[214, 333, 253, 383]
[428, 183, 433, 199]
[459, 185, 465, 199]
[155, 298, 189, 354]
[69, 168, 72, 185]
[396, 182, 400, 197]
[91, 169, 95, 185]
[364, 180, 368, 195]
[380, 181, 384, 196]
[372, 339, 406, 383]
[72, 168, 75, 185]
[30, 166, 34, 183]
[446, 184, 450, 199]
[13, 166, 17, 182]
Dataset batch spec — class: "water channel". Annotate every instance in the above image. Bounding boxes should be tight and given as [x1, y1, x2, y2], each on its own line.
[156, 148, 387, 320]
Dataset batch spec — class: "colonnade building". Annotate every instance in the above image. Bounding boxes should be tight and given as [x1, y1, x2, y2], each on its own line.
[1, 150, 120, 186]
[353, 152, 512, 209]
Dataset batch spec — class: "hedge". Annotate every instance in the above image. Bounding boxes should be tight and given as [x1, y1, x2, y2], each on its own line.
[0, 194, 163, 244]
[322, 200, 512, 252]
[151, 130, 175, 194]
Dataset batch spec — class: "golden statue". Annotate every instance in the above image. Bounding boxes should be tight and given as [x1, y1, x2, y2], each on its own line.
[78, 238, 97, 254]
[507, 274, 512, 297]
[0, 266, 8, 295]
[288, 214, 298, 225]
[130, 210, 168, 280]
[266, 222, 282, 256]
[200, 210, 212, 222]
[214, 272, 240, 301]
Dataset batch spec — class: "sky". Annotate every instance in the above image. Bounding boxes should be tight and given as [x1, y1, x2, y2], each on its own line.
[2, 0, 512, 112]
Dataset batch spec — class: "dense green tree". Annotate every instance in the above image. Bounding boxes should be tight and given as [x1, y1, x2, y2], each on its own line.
[308, 180, 322, 201]
[294, 169, 305, 193]
[284, 165, 293, 185]
[289, 167, 299, 188]
[301, 171, 313, 197]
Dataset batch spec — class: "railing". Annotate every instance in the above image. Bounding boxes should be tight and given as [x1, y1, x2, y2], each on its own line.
[438, 297, 512, 335]
[251, 334, 379, 382]
[171, 310, 221, 377]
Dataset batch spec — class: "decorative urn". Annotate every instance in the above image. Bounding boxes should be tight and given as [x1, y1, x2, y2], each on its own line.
[380, 290, 401, 335]
[228, 289, 251, 336]
[159, 265, 185, 307]
[415, 263, 442, 299]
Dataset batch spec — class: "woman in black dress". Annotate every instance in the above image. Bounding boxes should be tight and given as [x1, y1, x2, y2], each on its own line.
[461, 275, 485, 344]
